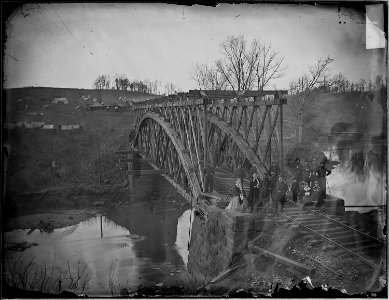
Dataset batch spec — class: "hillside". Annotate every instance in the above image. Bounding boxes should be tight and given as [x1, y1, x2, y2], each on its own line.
[3, 87, 144, 214]
[4, 87, 159, 124]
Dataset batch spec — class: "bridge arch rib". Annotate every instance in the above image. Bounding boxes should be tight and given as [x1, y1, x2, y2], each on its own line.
[207, 115, 267, 177]
[134, 113, 202, 201]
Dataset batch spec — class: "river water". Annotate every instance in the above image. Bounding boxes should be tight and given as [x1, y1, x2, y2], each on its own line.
[323, 148, 386, 213]
[4, 196, 193, 296]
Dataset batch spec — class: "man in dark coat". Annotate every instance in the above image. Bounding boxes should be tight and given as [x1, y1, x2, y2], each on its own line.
[316, 162, 331, 199]
[261, 173, 270, 201]
[269, 171, 278, 200]
[248, 172, 261, 213]
[291, 177, 299, 202]
[293, 158, 303, 184]
[308, 158, 319, 187]
[302, 161, 311, 186]
[311, 180, 324, 207]
[273, 176, 288, 213]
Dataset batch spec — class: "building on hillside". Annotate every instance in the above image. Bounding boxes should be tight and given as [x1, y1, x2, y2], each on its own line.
[42, 124, 57, 133]
[31, 122, 45, 128]
[59, 124, 82, 133]
[52, 97, 69, 104]
[42, 124, 56, 130]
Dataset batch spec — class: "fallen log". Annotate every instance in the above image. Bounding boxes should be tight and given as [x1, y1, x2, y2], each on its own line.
[248, 243, 316, 275]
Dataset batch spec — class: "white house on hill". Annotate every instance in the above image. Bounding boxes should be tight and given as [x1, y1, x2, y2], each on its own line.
[52, 97, 69, 104]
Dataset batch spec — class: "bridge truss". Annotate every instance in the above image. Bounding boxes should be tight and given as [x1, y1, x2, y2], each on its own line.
[132, 90, 287, 202]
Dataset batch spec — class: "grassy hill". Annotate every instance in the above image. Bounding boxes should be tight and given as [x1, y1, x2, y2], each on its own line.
[3, 87, 149, 211]
[4, 87, 158, 124]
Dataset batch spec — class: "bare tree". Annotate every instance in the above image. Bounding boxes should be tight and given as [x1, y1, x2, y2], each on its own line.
[374, 74, 383, 90]
[289, 56, 334, 143]
[164, 82, 178, 95]
[210, 35, 286, 92]
[215, 35, 259, 92]
[255, 43, 286, 90]
[191, 62, 227, 90]
[114, 74, 130, 90]
[357, 78, 366, 92]
[93, 75, 110, 89]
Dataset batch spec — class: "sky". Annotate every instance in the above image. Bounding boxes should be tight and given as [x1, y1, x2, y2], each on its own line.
[4, 3, 386, 92]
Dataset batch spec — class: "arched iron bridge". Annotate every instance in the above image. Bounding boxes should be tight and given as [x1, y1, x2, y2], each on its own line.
[131, 90, 288, 207]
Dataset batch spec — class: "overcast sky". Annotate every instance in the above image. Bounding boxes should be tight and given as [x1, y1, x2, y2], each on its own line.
[4, 3, 385, 91]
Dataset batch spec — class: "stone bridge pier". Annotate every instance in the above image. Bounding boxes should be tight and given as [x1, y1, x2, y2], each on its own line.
[187, 202, 276, 288]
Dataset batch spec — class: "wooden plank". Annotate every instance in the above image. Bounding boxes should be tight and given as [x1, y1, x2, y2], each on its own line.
[209, 264, 244, 284]
[248, 244, 316, 275]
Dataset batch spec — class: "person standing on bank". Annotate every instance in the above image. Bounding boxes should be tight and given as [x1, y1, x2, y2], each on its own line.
[269, 170, 278, 202]
[316, 162, 331, 199]
[291, 177, 299, 202]
[261, 173, 271, 207]
[273, 176, 288, 213]
[294, 158, 303, 184]
[311, 180, 324, 207]
[248, 172, 261, 213]
[302, 161, 311, 186]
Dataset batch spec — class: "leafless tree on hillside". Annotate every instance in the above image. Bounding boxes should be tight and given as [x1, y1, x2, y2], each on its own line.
[93, 75, 110, 89]
[144, 79, 162, 94]
[114, 74, 130, 90]
[165, 82, 180, 95]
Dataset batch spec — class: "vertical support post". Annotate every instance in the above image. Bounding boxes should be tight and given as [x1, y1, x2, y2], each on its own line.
[203, 98, 208, 188]
[280, 101, 284, 175]
[268, 106, 272, 168]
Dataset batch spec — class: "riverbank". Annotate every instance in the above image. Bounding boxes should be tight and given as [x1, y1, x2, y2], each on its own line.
[4, 182, 129, 231]
[4, 209, 101, 232]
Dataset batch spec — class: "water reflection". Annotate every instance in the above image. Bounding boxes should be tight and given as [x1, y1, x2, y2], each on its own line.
[175, 209, 194, 266]
[4, 198, 192, 296]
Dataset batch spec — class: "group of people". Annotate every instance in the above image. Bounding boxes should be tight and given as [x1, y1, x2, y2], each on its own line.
[226, 157, 332, 214]
[290, 158, 331, 208]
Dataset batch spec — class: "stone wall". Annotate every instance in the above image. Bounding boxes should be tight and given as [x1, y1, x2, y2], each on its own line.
[187, 202, 276, 288]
